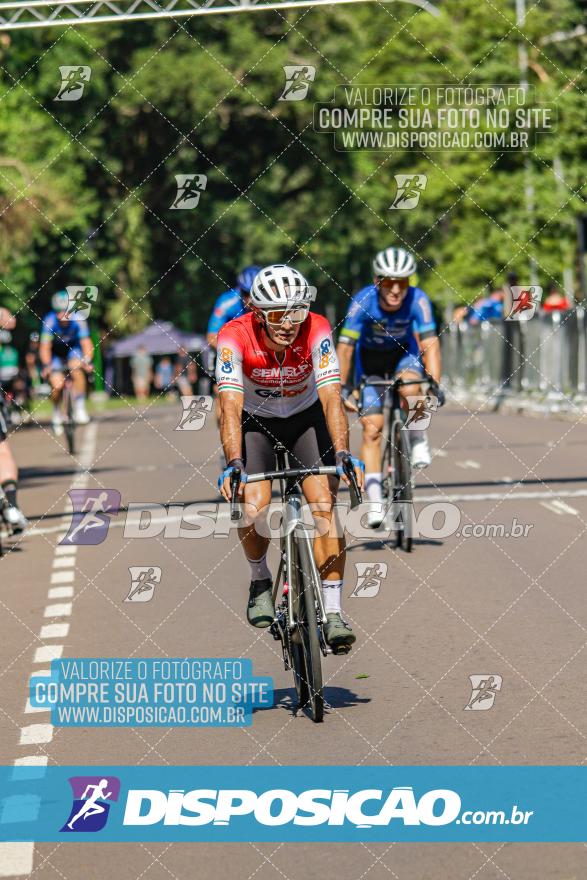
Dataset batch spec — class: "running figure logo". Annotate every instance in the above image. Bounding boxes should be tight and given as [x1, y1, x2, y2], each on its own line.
[54, 66, 91, 102]
[390, 174, 428, 210]
[170, 174, 208, 210]
[279, 65, 316, 101]
[174, 395, 213, 431]
[124, 566, 162, 602]
[60, 776, 120, 832]
[506, 286, 542, 321]
[61, 489, 121, 546]
[403, 394, 439, 431]
[63, 285, 99, 320]
[464, 674, 503, 710]
[349, 562, 388, 598]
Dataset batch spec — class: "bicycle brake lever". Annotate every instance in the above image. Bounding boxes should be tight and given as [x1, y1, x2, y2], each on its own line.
[230, 471, 242, 521]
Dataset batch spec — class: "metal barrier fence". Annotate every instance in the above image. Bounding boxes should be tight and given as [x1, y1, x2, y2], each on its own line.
[441, 307, 587, 408]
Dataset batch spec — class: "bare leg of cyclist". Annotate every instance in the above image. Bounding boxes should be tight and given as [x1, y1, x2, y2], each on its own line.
[239, 481, 274, 627]
[361, 413, 385, 527]
[70, 358, 89, 424]
[399, 369, 431, 469]
[49, 370, 65, 435]
[0, 439, 27, 532]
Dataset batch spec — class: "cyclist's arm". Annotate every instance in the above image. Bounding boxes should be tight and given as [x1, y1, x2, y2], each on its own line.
[218, 390, 244, 463]
[80, 336, 94, 364]
[412, 290, 441, 384]
[311, 320, 348, 453]
[335, 339, 354, 386]
[0, 308, 15, 330]
[206, 332, 218, 349]
[418, 334, 441, 384]
[318, 383, 349, 454]
[39, 322, 53, 371]
[216, 328, 244, 462]
[336, 292, 366, 387]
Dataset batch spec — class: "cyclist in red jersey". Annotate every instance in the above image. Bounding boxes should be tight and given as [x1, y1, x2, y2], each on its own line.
[216, 265, 364, 652]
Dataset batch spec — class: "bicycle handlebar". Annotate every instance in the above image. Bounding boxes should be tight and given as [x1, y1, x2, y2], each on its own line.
[228, 463, 362, 517]
[358, 375, 433, 389]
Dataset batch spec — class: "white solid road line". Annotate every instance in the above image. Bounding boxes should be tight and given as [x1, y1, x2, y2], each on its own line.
[455, 459, 481, 469]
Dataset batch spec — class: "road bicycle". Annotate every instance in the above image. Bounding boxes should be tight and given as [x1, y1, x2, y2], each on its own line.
[56, 366, 93, 456]
[229, 444, 361, 723]
[358, 375, 434, 553]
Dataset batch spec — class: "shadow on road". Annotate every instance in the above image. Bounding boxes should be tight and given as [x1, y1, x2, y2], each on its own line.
[270, 686, 370, 719]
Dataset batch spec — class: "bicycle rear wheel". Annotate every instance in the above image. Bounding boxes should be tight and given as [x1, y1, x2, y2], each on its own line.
[295, 531, 324, 723]
[393, 418, 413, 552]
[63, 386, 76, 456]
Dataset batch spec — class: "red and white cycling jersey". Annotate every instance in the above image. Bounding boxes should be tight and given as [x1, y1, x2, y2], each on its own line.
[216, 312, 341, 417]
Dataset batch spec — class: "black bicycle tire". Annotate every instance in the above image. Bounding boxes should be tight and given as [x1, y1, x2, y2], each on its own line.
[296, 532, 324, 723]
[64, 386, 75, 456]
[393, 419, 413, 552]
[287, 537, 309, 710]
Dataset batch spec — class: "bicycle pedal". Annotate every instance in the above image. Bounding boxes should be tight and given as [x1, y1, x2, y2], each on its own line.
[331, 643, 352, 656]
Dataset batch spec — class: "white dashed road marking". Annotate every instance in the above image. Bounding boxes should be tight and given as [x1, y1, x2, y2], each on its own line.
[2, 422, 98, 877]
[539, 499, 580, 516]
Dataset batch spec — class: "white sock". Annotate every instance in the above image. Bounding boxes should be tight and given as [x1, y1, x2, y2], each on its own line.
[322, 579, 343, 614]
[365, 472, 383, 503]
[247, 554, 271, 581]
[52, 405, 62, 420]
[410, 429, 427, 444]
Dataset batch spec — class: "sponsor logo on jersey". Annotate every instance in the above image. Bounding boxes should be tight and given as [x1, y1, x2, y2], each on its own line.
[220, 347, 234, 374]
[251, 365, 312, 380]
[255, 385, 308, 398]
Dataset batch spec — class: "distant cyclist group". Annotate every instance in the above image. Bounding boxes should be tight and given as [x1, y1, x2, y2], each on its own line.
[0, 290, 94, 533]
[1, 245, 444, 657]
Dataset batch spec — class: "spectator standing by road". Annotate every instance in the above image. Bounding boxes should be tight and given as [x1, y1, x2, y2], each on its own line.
[130, 345, 153, 401]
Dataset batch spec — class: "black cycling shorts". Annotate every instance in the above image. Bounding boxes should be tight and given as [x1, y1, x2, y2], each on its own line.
[242, 400, 336, 475]
[0, 396, 8, 443]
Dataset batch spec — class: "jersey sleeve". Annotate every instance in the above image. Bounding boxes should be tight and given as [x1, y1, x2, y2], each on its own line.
[215, 325, 244, 394]
[412, 289, 437, 338]
[309, 315, 341, 391]
[73, 315, 90, 339]
[207, 291, 238, 335]
[40, 313, 56, 343]
[338, 288, 371, 345]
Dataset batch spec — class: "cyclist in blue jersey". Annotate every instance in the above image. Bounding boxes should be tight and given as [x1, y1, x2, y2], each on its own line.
[336, 247, 444, 527]
[206, 266, 261, 446]
[0, 306, 28, 532]
[39, 291, 94, 435]
[206, 265, 261, 352]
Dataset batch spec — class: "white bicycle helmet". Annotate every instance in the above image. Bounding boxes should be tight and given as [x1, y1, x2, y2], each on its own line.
[52, 290, 70, 311]
[372, 247, 417, 279]
[250, 264, 313, 310]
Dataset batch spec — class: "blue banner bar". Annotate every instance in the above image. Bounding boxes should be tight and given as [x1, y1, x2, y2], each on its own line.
[1, 766, 585, 842]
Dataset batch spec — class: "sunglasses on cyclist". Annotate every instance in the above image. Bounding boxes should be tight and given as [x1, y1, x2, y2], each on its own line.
[263, 307, 309, 326]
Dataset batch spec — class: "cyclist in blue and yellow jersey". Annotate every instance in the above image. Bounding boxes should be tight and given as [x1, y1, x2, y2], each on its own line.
[39, 290, 94, 435]
[0, 306, 28, 532]
[336, 247, 444, 528]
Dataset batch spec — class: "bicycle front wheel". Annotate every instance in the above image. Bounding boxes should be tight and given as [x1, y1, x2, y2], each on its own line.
[393, 418, 413, 552]
[286, 535, 309, 710]
[295, 531, 324, 723]
[64, 387, 76, 456]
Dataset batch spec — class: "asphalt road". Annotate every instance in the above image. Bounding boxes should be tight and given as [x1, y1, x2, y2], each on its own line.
[0, 398, 586, 879]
